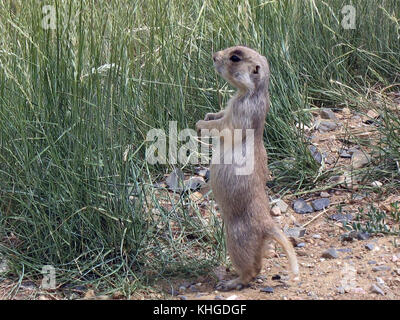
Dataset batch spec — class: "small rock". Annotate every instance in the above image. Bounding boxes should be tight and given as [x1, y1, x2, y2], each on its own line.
[214, 295, 225, 300]
[368, 260, 377, 265]
[318, 120, 338, 132]
[284, 227, 306, 239]
[365, 243, 375, 251]
[226, 295, 238, 300]
[341, 231, 369, 241]
[337, 248, 352, 253]
[296, 242, 306, 248]
[275, 199, 289, 213]
[320, 108, 338, 121]
[184, 177, 205, 191]
[372, 266, 391, 272]
[271, 206, 281, 217]
[311, 198, 330, 211]
[178, 295, 188, 300]
[260, 287, 274, 294]
[309, 145, 323, 164]
[322, 248, 339, 259]
[339, 149, 352, 158]
[370, 284, 385, 295]
[351, 150, 370, 169]
[312, 234, 321, 239]
[371, 181, 383, 188]
[376, 277, 385, 286]
[320, 192, 330, 198]
[329, 213, 353, 222]
[293, 199, 314, 214]
[356, 232, 370, 240]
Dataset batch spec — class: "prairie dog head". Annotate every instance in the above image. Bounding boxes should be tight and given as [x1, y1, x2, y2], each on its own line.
[212, 46, 269, 93]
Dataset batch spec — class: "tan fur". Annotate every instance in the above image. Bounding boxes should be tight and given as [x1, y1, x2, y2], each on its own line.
[196, 46, 299, 290]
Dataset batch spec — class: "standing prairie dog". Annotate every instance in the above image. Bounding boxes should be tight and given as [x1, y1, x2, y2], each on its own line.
[196, 46, 299, 291]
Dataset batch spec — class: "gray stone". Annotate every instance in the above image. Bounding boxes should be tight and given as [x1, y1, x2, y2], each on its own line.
[284, 227, 306, 239]
[293, 199, 314, 214]
[178, 295, 188, 300]
[365, 243, 375, 251]
[318, 120, 338, 132]
[339, 149, 352, 158]
[322, 248, 338, 259]
[320, 108, 338, 121]
[260, 286, 274, 293]
[352, 150, 370, 169]
[311, 198, 330, 211]
[337, 248, 352, 253]
[275, 199, 289, 213]
[370, 284, 385, 295]
[309, 145, 323, 164]
[296, 242, 306, 248]
[184, 177, 205, 191]
[320, 192, 330, 198]
[372, 266, 391, 272]
[329, 213, 353, 222]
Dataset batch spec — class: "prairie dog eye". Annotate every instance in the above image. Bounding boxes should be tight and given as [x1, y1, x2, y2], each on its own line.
[230, 55, 241, 62]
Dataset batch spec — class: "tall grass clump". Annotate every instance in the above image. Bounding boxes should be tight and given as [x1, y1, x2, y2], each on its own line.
[0, 0, 399, 293]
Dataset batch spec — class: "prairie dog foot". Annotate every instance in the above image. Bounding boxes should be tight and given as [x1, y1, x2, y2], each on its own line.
[215, 278, 248, 291]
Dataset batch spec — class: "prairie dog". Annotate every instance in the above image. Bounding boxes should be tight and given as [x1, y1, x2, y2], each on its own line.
[196, 46, 299, 291]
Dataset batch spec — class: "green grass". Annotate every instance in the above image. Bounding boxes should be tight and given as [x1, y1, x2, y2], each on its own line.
[0, 0, 399, 296]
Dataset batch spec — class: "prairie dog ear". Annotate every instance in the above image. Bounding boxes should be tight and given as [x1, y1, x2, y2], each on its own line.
[253, 65, 260, 74]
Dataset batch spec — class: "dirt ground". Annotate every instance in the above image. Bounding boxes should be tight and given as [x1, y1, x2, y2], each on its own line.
[166, 105, 400, 301]
[1, 106, 399, 300]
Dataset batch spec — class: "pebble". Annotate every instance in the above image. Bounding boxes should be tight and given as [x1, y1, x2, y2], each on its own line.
[284, 227, 306, 239]
[293, 199, 314, 214]
[320, 108, 338, 121]
[271, 206, 281, 216]
[329, 213, 353, 222]
[260, 287, 274, 294]
[371, 181, 383, 188]
[309, 145, 323, 164]
[372, 266, 391, 272]
[275, 199, 289, 213]
[178, 295, 188, 300]
[365, 243, 375, 251]
[226, 295, 238, 300]
[337, 248, 352, 253]
[320, 192, 330, 198]
[184, 177, 205, 191]
[296, 242, 306, 248]
[351, 150, 370, 169]
[368, 260, 377, 265]
[339, 149, 352, 158]
[311, 198, 330, 211]
[312, 234, 321, 239]
[370, 284, 385, 295]
[318, 120, 338, 132]
[214, 295, 224, 300]
[322, 248, 339, 259]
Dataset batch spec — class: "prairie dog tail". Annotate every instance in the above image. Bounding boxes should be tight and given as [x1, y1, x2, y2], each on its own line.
[269, 227, 299, 279]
